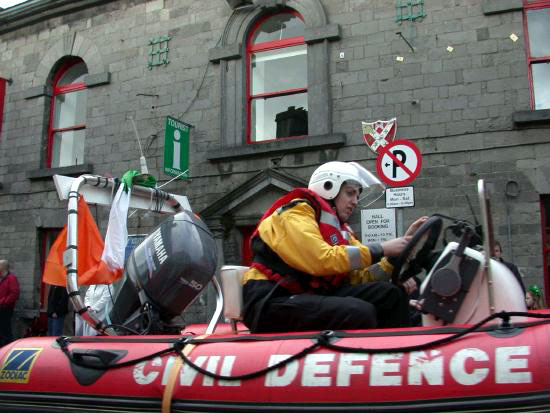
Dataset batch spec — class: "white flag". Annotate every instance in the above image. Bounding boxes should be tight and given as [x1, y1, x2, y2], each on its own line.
[101, 184, 131, 272]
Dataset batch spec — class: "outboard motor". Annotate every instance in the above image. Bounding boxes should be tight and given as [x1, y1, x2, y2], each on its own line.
[108, 210, 218, 334]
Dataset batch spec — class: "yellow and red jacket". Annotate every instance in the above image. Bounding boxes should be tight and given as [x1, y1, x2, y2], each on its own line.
[244, 188, 393, 294]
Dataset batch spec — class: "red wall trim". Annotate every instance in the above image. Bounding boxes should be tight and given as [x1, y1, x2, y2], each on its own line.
[540, 196, 550, 306]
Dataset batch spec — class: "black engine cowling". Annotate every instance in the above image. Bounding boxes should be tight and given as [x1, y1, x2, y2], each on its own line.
[108, 210, 218, 333]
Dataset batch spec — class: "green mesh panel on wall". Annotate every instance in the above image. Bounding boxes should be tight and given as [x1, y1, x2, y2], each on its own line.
[148, 35, 171, 69]
[396, 0, 426, 23]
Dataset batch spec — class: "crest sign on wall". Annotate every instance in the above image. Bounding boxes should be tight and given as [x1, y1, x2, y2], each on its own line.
[362, 118, 397, 155]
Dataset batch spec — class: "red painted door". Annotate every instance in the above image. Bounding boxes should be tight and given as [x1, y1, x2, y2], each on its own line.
[240, 225, 256, 266]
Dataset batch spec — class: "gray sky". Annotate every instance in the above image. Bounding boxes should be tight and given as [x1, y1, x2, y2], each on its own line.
[0, 0, 28, 8]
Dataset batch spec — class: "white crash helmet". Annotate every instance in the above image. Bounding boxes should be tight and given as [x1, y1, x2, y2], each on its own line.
[308, 161, 385, 207]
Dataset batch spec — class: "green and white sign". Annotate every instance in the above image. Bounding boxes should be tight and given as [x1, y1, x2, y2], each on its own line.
[164, 116, 190, 178]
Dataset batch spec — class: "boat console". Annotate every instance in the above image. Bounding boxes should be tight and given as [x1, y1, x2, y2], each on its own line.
[418, 180, 527, 326]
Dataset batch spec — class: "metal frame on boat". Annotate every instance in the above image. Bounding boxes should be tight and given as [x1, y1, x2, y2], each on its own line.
[52, 173, 225, 335]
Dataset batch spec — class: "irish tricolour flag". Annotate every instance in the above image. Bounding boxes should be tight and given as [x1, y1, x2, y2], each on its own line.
[43, 185, 130, 286]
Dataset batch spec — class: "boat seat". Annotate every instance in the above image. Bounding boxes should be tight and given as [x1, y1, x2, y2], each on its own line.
[219, 265, 249, 333]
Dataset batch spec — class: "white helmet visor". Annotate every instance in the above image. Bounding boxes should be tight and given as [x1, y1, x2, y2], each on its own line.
[348, 162, 386, 208]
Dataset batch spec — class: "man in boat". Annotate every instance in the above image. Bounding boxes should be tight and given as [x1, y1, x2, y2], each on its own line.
[242, 161, 427, 333]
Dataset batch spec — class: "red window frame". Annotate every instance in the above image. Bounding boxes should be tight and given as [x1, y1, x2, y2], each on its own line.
[541, 195, 550, 305]
[523, 0, 550, 110]
[0, 77, 6, 140]
[25, 228, 63, 337]
[47, 59, 87, 168]
[246, 10, 307, 143]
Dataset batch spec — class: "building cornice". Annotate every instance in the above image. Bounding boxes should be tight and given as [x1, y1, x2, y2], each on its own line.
[0, 0, 119, 35]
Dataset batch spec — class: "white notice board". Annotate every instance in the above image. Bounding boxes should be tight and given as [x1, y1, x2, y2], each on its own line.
[361, 208, 397, 244]
[385, 186, 414, 208]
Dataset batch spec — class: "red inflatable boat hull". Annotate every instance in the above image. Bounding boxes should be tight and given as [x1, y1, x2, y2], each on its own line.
[1, 319, 549, 412]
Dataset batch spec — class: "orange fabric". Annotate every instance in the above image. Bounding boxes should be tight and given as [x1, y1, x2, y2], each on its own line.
[161, 335, 208, 413]
[42, 197, 123, 286]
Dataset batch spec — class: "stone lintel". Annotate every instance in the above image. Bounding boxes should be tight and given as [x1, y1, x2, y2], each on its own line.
[85, 72, 111, 88]
[209, 43, 242, 63]
[23, 85, 50, 100]
[305, 24, 341, 44]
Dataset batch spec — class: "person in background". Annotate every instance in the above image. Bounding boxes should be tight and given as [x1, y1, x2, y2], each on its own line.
[81, 284, 113, 336]
[493, 240, 525, 294]
[242, 161, 427, 333]
[47, 285, 69, 336]
[0, 260, 20, 346]
[526, 284, 544, 310]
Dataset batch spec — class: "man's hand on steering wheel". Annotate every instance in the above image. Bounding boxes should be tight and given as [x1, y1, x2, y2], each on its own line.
[390, 215, 443, 285]
[402, 277, 418, 295]
[380, 216, 430, 262]
[404, 216, 430, 237]
[381, 236, 411, 256]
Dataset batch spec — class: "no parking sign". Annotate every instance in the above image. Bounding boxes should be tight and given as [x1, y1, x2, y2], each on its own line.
[376, 140, 422, 187]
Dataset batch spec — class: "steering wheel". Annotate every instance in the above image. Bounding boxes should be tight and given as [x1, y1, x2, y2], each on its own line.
[391, 216, 443, 285]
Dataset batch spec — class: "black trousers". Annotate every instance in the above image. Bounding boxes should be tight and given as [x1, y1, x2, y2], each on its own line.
[0, 308, 14, 346]
[243, 280, 410, 333]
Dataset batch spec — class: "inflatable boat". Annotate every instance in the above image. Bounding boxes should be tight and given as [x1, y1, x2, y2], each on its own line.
[0, 176, 548, 413]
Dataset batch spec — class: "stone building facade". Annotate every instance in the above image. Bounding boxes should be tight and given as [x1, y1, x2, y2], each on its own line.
[1, 0, 549, 337]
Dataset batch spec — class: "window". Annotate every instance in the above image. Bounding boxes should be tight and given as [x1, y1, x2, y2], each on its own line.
[247, 10, 307, 142]
[524, 1, 550, 110]
[48, 59, 88, 168]
[0, 77, 5, 140]
[210, 0, 340, 159]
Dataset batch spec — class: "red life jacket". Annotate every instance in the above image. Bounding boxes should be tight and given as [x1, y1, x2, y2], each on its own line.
[250, 188, 354, 294]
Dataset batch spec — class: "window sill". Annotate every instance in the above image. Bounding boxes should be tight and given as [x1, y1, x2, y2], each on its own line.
[27, 164, 94, 181]
[512, 109, 550, 125]
[207, 133, 346, 162]
[482, 0, 522, 15]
